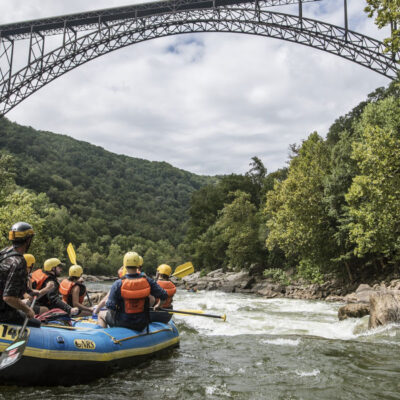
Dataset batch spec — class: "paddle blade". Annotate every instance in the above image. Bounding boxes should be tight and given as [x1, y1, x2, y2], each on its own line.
[172, 262, 194, 278]
[0, 338, 27, 370]
[67, 243, 77, 265]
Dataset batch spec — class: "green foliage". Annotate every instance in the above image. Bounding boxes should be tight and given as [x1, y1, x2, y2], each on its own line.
[345, 96, 400, 259]
[296, 259, 324, 285]
[263, 268, 291, 286]
[184, 162, 270, 271]
[265, 132, 337, 269]
[0, 118, 210, 247]
[216, 191, 264, 270]
[365, 0, 400, 53]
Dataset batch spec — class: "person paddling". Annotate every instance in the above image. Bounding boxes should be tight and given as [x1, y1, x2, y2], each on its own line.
[97, 252, 167, 330]
[31, 258, 79, 317]
[150, 264, 177, 324]
[0, 222, 40, 327]
[59, 265, 93, 316]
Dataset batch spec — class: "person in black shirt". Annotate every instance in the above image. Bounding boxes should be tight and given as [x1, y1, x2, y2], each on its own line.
[0, 222, 39, 326]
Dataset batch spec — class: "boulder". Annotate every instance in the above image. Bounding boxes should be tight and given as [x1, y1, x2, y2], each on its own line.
[206, 268, 224, 278]
[219, 283, 236, 293]
[256, 282, 283, 298]
[368, 291, 400, 329]
[338, 303, 370, 320]
[355, 284, 376, 303]
[84, 291, 107, 306]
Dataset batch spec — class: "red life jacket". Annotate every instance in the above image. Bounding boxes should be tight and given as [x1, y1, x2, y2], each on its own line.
[59, 279, 85, 305]
[157, 280, 176, 308]
[31, 269, 50, 290]
[120, 277, 150, 314]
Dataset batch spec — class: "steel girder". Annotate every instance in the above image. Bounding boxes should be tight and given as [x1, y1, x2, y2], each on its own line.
[0, 1, 398, 116]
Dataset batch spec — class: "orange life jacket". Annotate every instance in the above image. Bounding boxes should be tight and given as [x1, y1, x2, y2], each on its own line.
[31, 269, 50, 290]
[59, 279, 85, 305]
[157, 280, 176, 308]
[120, 277, 150, 314]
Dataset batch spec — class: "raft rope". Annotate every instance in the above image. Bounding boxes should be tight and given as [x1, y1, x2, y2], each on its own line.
[43, 323, 174, 344]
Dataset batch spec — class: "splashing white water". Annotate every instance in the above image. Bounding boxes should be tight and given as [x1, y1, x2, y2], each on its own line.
[173, 289, 399, 342]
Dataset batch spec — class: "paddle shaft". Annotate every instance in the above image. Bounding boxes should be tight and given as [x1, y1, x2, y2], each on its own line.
[21, 296, 37, 336]
[158, 307, 226, 321]
[86, 291, 93, 307]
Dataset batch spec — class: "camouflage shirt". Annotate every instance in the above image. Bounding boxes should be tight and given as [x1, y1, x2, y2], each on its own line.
[0, 246, 27, 313]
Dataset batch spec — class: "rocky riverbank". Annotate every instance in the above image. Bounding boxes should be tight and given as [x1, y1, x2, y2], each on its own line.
[176, 268, 353, 301]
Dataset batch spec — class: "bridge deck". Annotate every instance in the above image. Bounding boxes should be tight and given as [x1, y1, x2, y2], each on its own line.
[0, 0, 318, 39]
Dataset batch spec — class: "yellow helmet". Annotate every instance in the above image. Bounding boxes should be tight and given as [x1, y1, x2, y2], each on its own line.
[139, 256, 144, 266]
[123, 252, 141, 268]
[23, 254, 35, 268]
[43, 258, 63, 272]
[157, 264, 172, 276]
[69, 264, 83, 278]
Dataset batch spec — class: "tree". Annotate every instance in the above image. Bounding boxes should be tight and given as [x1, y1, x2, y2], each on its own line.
[365, 0, 400, 53]
[216, 190, 264, 269]
[265, 132, 337, 270]
[345, 96, 400, 260]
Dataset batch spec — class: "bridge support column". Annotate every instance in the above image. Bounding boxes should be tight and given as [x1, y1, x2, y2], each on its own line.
[344, 0, 348, 42]
[299, 0, 303, 30]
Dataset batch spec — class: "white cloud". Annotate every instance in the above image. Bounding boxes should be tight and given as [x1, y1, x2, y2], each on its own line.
[1, 0, 391, 175]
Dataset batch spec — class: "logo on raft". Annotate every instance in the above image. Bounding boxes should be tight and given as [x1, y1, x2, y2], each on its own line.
[74, 339, 96, 350]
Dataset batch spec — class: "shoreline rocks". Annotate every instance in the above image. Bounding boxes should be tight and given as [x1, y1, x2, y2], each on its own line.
[176, 268, 350, 301]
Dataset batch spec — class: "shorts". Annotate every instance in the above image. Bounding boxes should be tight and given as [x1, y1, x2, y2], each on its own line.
[105, 310, 147, 332]
[149, 311, 172, 324]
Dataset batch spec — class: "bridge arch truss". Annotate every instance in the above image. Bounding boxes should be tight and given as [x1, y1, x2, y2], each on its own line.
[0, 0, 398, 116]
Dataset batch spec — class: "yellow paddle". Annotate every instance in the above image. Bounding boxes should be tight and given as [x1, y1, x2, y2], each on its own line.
[67, 242, 77, 265]
[172, 262, 194, 278]
[66, 243, 92, 306]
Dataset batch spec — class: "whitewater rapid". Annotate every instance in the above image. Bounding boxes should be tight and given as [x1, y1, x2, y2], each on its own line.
[173, 290, 400, 344]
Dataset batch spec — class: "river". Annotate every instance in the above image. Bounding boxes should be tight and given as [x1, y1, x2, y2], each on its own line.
[1, 289, 399, 400]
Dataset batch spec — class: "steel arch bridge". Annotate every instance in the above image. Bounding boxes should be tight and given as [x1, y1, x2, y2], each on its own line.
[0, 0, 398, 116]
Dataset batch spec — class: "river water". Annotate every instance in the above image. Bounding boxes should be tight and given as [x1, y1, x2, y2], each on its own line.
[1, 289, 399, 400]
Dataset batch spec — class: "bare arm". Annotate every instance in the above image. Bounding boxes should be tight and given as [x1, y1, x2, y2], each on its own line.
[71, 286, 92, 313]
[93, 291, 110, 314]
[4, 296, 35, 319]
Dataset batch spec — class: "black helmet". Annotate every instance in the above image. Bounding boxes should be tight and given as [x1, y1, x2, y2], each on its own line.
[8, 222, 35, 243]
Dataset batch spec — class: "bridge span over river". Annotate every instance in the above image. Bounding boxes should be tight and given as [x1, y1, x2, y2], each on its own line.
[0, 0, 398, 116]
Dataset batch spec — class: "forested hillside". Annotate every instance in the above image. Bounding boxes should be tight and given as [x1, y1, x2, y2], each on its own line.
[0, 118, 211, 274]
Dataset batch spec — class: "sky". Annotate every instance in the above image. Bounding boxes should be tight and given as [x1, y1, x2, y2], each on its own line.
[0, 0, 392, 176]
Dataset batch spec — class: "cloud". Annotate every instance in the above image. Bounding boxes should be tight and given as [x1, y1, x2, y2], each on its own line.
[2, 0, 391, 175]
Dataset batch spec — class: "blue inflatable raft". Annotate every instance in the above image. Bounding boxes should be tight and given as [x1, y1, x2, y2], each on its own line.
[0, 318, 179, 386]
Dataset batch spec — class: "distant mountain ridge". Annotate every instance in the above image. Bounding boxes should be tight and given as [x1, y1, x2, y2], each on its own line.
[0, 117, 212, 245]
